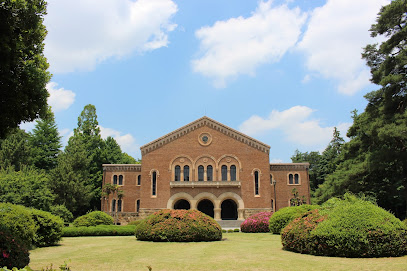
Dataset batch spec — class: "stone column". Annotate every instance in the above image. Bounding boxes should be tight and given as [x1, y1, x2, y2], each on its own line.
[214, 208, 221, 220]
[238, 208, 244, 220]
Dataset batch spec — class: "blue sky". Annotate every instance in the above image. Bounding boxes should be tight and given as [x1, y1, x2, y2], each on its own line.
[21, 0, 390, 162]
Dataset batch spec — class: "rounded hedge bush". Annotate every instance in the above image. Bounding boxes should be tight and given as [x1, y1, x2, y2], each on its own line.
[241, 212, 272, 233]
[49, 204, 74, 224]
[0, 225, 30, 269]
[135, 209, 222, 242]
[30, 208, 64, 247]
[281, 195, 407, 257]
[0, 203, 36, 248]
[73, 211, 114, 227]
[269, 204, 319, 234]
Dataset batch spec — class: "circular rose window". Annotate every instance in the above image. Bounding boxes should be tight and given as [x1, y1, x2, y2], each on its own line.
[198, 132, 212, 146]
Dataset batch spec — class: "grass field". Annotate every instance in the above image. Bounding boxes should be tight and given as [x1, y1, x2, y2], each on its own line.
[29, 233, 407, 271]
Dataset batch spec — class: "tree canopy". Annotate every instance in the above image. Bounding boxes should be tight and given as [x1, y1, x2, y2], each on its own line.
[0, 0, 51, 139]
[315, 0, 407, 218]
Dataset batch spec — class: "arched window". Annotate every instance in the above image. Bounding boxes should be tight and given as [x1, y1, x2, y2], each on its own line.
[137, 175, 141, 185]
[136, 199, 140, 213]
[254, 171, 259, 196]
[113, 175, 118, 185]
[198, 165, 204, 181]
[207, 165, 213, 181]
[230, 165, 236, 181]
[183, 165, 189, 182]
[289, 174, 294, 184]
[294, 174, 299, 184]
[271, 199, 274, 212]
[118, 175, 123, 185]
[112, 199, 116, 212]
[118, 199, 122, 212]
[174, 165, 181, 181]
[221, 165, 227, 181]
[152, 171, 157, 196]
[270, 174, 273, 184]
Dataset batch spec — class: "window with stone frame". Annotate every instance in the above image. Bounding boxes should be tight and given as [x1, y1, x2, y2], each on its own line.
[183, 165, 190, 181]
[207, 165, 213, 181]
[174, 165, 181, 181]
[221, 165, 227, 181]
[198, 165, 204, 181]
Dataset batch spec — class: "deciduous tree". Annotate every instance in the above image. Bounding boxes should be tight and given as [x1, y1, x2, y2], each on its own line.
[0, 0, 51, 138]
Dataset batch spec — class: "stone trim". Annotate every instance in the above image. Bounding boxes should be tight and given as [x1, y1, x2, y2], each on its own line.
[103, 164, 141, 172]
[140, 116, 270, 155]
[170, 181, 241, 188]
[270, 163, 309, 171]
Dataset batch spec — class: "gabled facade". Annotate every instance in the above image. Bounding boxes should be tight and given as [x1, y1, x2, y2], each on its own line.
[102, 116, 310, 224]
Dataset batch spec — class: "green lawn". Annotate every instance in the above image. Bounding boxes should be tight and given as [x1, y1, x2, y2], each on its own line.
[29, 233, 407, 271]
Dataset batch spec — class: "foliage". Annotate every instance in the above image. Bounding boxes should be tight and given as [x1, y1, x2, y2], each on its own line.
[29, 209, 63, 247]
[49, 150, 93, 216]
[0, 166, 54, 211]
[29, 109, 62, 171]
[0, 129, 32, 171]
[291, 127, 345, 193]
[0, 226, 30, 269]
[314, 0, 407, 219]
[281, 194, 407, 257]
[49, 205, 73, 224]
[135, 209, 222, 242]
[269, 205, 319, 234]
[240, 212, 272, 233]
[73, 211, 113, 227]
[0, 0, 51, 139]
[62, 225, 137, 237]
[0, 203, 36, 248]
[289, 188, 307, 206]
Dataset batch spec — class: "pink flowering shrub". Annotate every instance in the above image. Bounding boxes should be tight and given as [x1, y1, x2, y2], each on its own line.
[240, 212, 272, 233]
[0, 226, 29, 269]
[135, 209, 222, 242]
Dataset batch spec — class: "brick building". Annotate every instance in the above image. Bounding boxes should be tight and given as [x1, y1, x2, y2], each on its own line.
[102, 116, 310, 225]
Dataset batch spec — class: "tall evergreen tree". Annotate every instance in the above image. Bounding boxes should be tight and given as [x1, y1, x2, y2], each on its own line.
[65, 104, 104, 211]
[29, 108, 62, 171]
[315, 0, 407, 218]
[0, 128, 31, 170]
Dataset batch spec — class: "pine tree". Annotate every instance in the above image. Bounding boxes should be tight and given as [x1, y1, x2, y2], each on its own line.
[29, 108, 62, 171]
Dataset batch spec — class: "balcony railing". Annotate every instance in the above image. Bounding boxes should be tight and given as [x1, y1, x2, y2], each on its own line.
[170, 180, 241, 188]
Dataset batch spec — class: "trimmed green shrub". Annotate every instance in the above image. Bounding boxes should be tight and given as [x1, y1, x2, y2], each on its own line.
[49, 204, 74, 224]
[29, 209, 64, 247]
[135, 209, 222, 242]
[73, 211, 113, 227]
[0, 203, 36, 247]
[269, 205, 319, 234]
[241, 212, 272, 233]
[281, 195, 407, 257]
[63, 225, 137, 237]
[0, 226, 30, 269]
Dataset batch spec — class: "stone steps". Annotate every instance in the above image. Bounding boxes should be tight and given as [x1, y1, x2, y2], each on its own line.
[216, 219, 244, 229]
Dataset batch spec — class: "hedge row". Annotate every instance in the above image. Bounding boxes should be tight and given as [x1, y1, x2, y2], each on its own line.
[62, 225, 138, 237]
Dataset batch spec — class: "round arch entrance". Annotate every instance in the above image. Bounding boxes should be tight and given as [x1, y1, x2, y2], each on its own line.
[197, 199, 214, 218]
[173, 199, 190, 210]
[221, 199, 238, 220]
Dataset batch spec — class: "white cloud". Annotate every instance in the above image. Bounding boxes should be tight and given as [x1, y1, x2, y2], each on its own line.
[99, 126, 140, 157]
[19, 121, 37, 132]
[239, 106, 352, 149]
[44, 0, 178, 73]
[297, 0, 390, 95]
[47, 82, 76, 112]
[192, 0, 307, 87]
